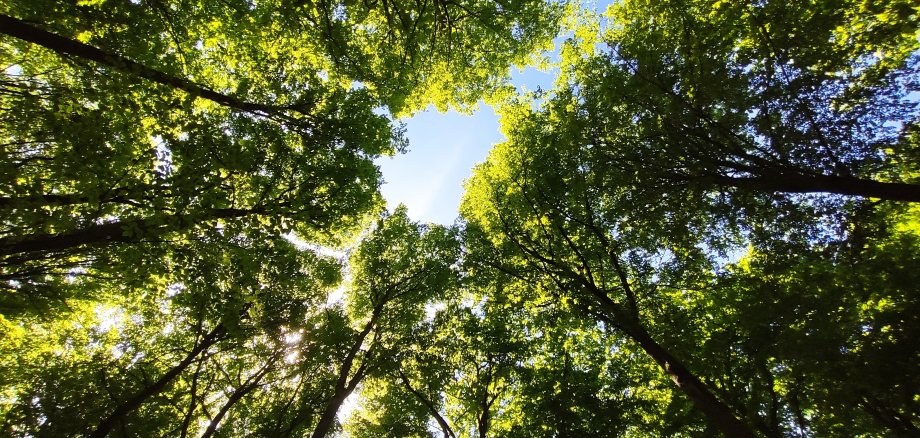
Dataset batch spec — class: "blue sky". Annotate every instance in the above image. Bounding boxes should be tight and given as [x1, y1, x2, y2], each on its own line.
[376, 0, 615, 225]
[375, 66, 558, 226]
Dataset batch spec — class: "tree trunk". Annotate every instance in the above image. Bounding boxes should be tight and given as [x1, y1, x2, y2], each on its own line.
[310, 310, 379, 438]
[861, 396, 919, 437]
[707, 172, 920, 202]
[200, 355, 277, 438]
[310, 390, 353, 438]
[177, 355, 207, 438]
[200, 383, 259, 438]
[0, 208, 258, 257]
[398, 370, 456, 438]
[477, 408, 490, 438]
[0, 14, 302, 117]
[623, 321, 756, 438]
[89, 326, 225, 438]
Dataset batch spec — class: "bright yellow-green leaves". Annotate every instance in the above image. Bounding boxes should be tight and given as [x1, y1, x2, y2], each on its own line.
[0, 0, 574, 435]
[3, 0, 920, 435]
[459, 0, 920, 434]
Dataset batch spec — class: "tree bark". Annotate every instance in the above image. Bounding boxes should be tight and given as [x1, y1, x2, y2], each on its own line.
[706, 172, 920, 202]
[621, 319, 756, 438]
[508, 177, 757, 437]
[861, 396, 919, 437]
[0, 14, 304, 117]
[398, 370, 456, 438]
[579, 277, 756, 438]
[310, 390, 353, 438]
[477, 407, 490, 438]
[200, 355, 277, 438]
[309, 309, 380, 438]
[0, 208, 259, 257]
[177, 355, 207, 438]
[89, 325, 225, 438]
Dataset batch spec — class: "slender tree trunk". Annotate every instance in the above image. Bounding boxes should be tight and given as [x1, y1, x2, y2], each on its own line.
[585, 283, 755, 438]
[477, 376, 492, 438]
[0, 208, 258, 256]
[706, 172, 920, 202]
[861, 396, 919, 437]
[89, 326, 225, 438]
[398, 370, 456, 438]
[177, 356, 207, 438]
[310, 310, 380, 438]
[200, 355, 277, 438]
[310, 390, 353, 438]
[514, 183, 756, 436]
[477, 408, 490, 438]
[622, 320, 756, 438]
[787, 382, 810, 436]
[0, 14, 303, 116]
[756, 362, 783, 438]
[200, 385, 257, 438]
[271, 372, 311, 437]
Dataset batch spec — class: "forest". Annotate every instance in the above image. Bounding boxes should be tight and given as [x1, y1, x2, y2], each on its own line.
[1, 0, 918, 436]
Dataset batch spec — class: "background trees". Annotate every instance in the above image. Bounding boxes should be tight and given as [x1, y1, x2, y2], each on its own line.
[575, 0, 920, 204]
[457, 0, 920, 434]
[0, 0, 562, 305]
[1, 0, 560, 435]
[1, 0, 563, 114]
[3, 0, 920, 436]
[461, 95, 757, 436]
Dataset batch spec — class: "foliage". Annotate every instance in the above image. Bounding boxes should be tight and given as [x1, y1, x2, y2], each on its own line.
[2, 0, 920, 436]
[573, 0, 920, 208]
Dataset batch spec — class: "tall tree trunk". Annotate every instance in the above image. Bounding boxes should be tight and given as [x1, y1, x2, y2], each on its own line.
[706, 172, 920, 202]
[310, 390, 354, 438]
[0, 14, 306, 117]
[861, 396, 919, 437]
[177, 355, 207, 438]
[200, 354, 278, 438]
[398, 370, 456, 438]
[89, 326, 225, 438]
[310, 309, 380, 438]
[477, 373, 492, 438]
[621, 319, 756, 438]
[477, 407, 490, 438]
[586, 280, 755, 438]
[0, 207, 259, 257]
[199, 385, 258, 438]
[516, 183, 756, 436]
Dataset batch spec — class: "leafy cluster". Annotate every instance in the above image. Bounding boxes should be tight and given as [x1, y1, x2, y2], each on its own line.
[2, 0, 919, 437]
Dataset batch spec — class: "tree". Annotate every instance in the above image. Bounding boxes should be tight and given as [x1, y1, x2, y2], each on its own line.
[310, 207, 458, 438]
[461, 77, 920, 436]
[692, 203, 920, 436]
[0, 0, 564, 311]
[347, 283, 528, 438]
[571, 0, 920, 204]
[0, 1, 570, 436]
[0, 14, 397, 307]
[5, 1, 920, 436]
[1, 0, 563, 114]
[462, 95, 758, 436]
[0, 228, 344, 436]
[349, 245, 680, 437]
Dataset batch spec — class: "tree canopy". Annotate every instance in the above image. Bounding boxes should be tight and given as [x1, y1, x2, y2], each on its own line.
[2, 0, 919, 436]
